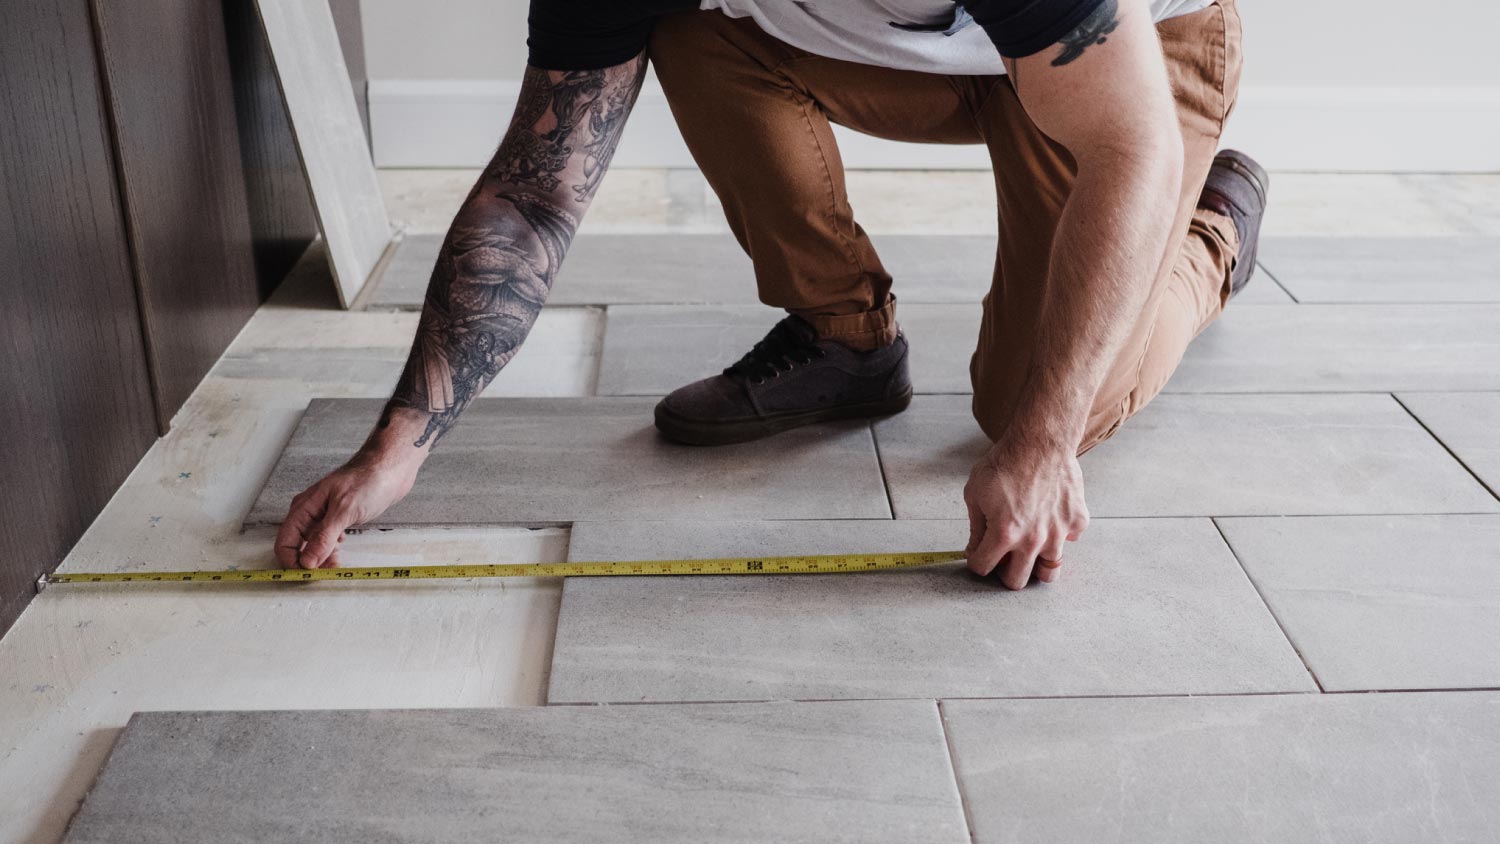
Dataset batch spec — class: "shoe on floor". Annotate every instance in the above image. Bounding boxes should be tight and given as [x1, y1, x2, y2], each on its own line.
[1198, 148, 1270, 298]
[654, 315, 913, 446]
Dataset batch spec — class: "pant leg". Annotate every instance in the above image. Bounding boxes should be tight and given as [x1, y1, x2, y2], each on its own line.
[969, 0, 1244, 452]
[648, 12, 986, 350]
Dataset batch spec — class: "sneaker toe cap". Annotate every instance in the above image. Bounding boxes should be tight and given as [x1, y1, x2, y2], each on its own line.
[659, 375, 753, 420]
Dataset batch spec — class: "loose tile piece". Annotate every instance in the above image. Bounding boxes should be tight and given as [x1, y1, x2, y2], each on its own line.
[942, 692, 1500, 844]
[547, 519, 1312, 703]
[1174, 304, 1500, 392]
[62, 702, 966, 844]
[1257, 236, 1500, 303]
[598, 304, 979, 395]
[1219, 515, 1500, 691]
[875, 394, 1499, 518]
[246, 398, 890, 526]
[1398, 391, 1500, 494]
[367, 233, 994, 309]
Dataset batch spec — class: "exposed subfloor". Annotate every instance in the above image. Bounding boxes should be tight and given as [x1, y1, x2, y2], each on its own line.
[3, 169, 1500, 842]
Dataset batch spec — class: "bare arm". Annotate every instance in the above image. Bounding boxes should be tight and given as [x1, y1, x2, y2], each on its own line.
[276, 54, 647, 569]
[965, 0, 1183, 588]
[1001, 0, 1182, 451]
[383, 57, 646, 450]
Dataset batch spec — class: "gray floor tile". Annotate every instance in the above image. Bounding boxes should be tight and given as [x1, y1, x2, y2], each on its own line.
[367, 231, 441, 308]
[874, 394, 1499, 519]
[1258, 236, 1500, 303]
[547, 518, 1313, 703]
[601, 302, 1500, 398]
[62, 702, 967, 844]
[366, 232, 995, 309]
[246, 398, 890, 527]
[1219, 515, 1500, 691]
[942, 692, 1500, 844]
[598, 304, 980, 395]
[1234, 267, 1296, 303]
[1174, 304, 1500, 392]
[1398, 391, 1500, 495]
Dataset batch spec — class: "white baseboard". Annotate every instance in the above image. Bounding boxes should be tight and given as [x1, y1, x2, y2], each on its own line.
[370, 79, 1500, 172]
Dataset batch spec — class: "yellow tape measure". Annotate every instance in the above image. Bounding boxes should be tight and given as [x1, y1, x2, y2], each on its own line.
[38, 550, 967, 588]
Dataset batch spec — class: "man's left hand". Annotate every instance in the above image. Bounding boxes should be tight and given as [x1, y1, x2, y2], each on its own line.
[963, 436, 1090, 589]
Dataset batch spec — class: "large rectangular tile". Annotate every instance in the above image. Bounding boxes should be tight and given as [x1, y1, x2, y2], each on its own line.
[1219, 515, 1500, 691]
[1257, 236, 1500, 303]
[598, 304, 979, 395]
[603, 302, 1500, 398]
[875, 394, 1499, 518]
[1173, 304, 1500, 392]
[942, 692, 1500, 844]
[246, 398, 890, 526]
[62, 702, 966, 844]
[367, 233, 994, 309]
[213, 307, 603, 397]
[547, 519, 1313, 703]
[1398, 391, 1500, 494]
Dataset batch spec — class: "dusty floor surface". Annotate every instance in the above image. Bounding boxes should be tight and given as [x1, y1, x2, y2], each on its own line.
[3, 168, 1499, 842]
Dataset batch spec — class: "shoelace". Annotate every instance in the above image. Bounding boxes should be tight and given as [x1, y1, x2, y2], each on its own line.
[724, 318, 828, 385]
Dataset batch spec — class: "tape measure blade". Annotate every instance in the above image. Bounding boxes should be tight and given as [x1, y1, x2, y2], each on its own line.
[40, 551, 966, 586]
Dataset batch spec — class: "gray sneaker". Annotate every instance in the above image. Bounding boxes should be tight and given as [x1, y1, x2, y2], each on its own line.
[654, 315, 913, 445]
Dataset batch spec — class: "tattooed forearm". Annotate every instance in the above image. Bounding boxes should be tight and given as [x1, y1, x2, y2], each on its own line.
[383, 55, 647, 448]
[575, 77, 637, 201]
[1050, 0, 1119, 66]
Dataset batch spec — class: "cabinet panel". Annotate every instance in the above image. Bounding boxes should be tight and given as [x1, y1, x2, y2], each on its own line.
[92, 0, 263, 426]
[0, 0, 160, 637]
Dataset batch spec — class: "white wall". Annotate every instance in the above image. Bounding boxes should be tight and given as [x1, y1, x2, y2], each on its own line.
[361, 0, 529, 79]
[361, 0, 1500, 171]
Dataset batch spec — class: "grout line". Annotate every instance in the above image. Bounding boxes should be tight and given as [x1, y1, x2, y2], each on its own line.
[869, 423, 900, 520]
[332, 512, 1500, 533]
[537, 526, 575, 704]
[1211, 517, 1326, 693]
[542, 687, 1500, 709]
[935, 700, 979, 844]
[585, 306, 608, 397]
[544, 689, 1326, 708]
[603, 388, 1500, 399]
[1321, 686, 1500, 696]
[1253, 262, 1300, 303]
[1391, 393, 1500, 503]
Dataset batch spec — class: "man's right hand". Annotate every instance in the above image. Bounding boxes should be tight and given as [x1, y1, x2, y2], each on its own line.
[274, 452, 421, 570]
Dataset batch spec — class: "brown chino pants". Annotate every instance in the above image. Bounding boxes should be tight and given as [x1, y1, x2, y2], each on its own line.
[649, 0, 1243, 452]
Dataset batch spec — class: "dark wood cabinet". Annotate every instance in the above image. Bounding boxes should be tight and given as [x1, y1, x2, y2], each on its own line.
[91, 0, 265, 427]
[0, 0, 162, 635]
[0, 0, 323, 637]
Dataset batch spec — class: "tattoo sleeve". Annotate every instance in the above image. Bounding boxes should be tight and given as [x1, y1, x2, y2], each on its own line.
[383, 56, 647, 448]
[1050, 0, 1119, 66]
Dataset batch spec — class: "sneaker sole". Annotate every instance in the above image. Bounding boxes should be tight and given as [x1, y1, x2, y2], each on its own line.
[654, 388, 915, 446]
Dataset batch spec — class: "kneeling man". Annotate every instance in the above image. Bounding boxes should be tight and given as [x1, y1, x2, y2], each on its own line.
[277, 0, 1265, 590]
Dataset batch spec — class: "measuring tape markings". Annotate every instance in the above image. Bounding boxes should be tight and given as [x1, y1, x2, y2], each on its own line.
[39, 551, 969, 588]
